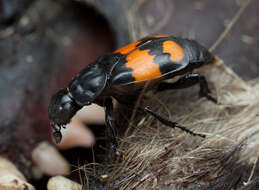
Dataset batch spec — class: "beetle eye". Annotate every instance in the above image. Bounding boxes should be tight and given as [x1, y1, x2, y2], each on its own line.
[64, 102, 71, 110]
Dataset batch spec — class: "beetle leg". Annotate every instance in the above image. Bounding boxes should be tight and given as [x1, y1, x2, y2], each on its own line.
[104, 98, 118, 150]
[140, 106, 206, 138]
[117, 102, 205, 138]
[157, 73, 217, 103]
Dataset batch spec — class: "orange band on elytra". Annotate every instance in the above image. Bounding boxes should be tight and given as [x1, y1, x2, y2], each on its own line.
[125, 49, 161, 82]
[115, 41, 140, 55]
[162, 40, 184, 62]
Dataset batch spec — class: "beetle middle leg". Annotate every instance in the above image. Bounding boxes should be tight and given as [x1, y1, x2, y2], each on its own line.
[139, 106, 206, 138]
[156, 73, 217, 103]
[118, 100, 206, 138]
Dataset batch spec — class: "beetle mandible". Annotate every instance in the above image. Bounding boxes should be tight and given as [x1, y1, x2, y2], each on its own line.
[48, 35, 217, 144]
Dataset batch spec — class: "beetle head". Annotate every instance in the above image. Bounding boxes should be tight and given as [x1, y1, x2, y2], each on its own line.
[48, 88, 82, 143]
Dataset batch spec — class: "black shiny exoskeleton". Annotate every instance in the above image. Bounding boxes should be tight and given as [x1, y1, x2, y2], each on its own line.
[48, 35, 216, 144]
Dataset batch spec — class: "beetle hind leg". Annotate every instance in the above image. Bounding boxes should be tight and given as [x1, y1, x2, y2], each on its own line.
[198, 75, 218, 103]
[157, 73, 217, 103]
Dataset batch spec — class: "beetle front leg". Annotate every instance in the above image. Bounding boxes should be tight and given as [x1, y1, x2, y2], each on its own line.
[104, 98, 118, 150]
[157, 73, 217, 103]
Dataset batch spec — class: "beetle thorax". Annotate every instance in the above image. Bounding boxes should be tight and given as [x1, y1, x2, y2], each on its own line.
[68, 63, 108, 106]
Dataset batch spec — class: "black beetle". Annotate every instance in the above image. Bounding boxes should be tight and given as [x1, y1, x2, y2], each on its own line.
[48, 35, 216, 144]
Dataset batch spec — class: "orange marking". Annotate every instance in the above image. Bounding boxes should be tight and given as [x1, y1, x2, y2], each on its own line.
[115, 41, 140, 55]
[125, 49, 161, 82]
[162, 40, 184, 62]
